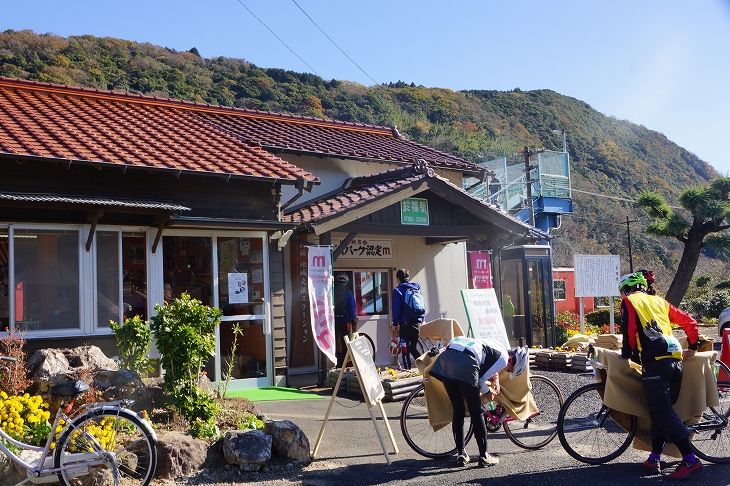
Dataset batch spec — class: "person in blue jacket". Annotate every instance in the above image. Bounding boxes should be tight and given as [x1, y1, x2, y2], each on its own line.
[391, 268, 424, 369]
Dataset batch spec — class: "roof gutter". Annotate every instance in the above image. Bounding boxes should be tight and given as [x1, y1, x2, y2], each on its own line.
[279, 177, 314, 216]
[0, 153, 316, 186]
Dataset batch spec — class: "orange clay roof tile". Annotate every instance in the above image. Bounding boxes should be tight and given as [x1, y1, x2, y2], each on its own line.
[0, 77, 482, 182]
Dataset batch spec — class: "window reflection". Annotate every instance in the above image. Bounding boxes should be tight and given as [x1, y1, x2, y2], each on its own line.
[14, 229, 80, 331]
[351, 271, 390, 317]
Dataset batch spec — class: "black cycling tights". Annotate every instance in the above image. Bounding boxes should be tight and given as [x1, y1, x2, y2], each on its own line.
[443, 379, 488, 457]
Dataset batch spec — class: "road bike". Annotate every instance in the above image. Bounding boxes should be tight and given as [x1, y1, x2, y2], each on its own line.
[0, 355, 157, 486]
[557, 349, 730, 465]
[400, 366, 564, 458]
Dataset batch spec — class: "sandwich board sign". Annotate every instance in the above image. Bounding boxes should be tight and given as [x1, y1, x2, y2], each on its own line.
[461, 288, 510, 349]
[312, 334, 397, 464]
[349, 335, 385, 406]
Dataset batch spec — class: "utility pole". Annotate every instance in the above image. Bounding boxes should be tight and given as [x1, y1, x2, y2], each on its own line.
[522, 146, 542, 227]
[625, 216, 637, 272]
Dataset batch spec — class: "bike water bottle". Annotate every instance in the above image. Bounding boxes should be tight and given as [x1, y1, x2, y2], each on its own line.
[400, 337, 408, 355]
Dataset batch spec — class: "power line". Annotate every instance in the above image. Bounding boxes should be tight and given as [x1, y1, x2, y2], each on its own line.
[291, 0, 380, 86]
[235, 0, 321, 77]
[541, 182, 682, 209]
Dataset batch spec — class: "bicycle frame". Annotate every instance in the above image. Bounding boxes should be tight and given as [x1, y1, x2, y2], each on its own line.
[483, 403, 514, 426]
[0, 396, 133, 485]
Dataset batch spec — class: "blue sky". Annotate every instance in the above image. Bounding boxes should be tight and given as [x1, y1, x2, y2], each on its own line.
[3, 0, 730, 175]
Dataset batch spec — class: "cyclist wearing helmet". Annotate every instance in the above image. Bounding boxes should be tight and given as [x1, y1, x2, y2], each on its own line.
[638, 268, 657, 295]
[619, 271, 702, 479]
[333, 272, 358, 368]
[429, 336, 528, 468]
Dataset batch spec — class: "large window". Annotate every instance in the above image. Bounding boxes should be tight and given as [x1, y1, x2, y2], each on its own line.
[1, 225, 148, 336]
[353, 271, 389, 317]
[14, 228, 80, 331]
[1, 227, 8, 332]
[97, 231, 148, 327]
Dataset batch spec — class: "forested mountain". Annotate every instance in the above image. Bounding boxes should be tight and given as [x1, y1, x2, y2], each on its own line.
[0, 29, 723, 286]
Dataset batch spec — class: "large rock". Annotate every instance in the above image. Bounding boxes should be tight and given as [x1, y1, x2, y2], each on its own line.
[26, 345, 117, 382]
[93, 369, 154, 412]
[155, 431, 211, 479]
[24, 346, 132, 412]
[222, 430, 272, 472]
[264, 419, 311, 463]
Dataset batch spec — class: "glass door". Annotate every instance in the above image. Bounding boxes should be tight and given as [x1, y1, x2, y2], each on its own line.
[162, 232, 269, 388]
[529, 259, 552, 348]
[216, 236, 268, 386]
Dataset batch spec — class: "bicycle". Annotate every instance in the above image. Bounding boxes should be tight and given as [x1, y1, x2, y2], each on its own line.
[0, 355, 157, 486]
[400, 361, 564, 458]
[557, 348, 730, 465]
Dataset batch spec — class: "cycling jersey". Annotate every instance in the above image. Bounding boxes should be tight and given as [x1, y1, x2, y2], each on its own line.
[621, 292, 699, 362]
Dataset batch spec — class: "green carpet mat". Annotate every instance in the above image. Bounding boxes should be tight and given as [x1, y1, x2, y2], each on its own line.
[225, 386, 325, 401]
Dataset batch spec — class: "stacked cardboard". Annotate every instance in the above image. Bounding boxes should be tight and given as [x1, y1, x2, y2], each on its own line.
[594, 334, 623, 350]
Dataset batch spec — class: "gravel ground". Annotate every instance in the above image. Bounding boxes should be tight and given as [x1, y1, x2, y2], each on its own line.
[153, 323, 724, 485]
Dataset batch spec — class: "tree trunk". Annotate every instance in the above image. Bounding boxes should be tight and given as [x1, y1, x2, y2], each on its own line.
[665, 228, 704, 307]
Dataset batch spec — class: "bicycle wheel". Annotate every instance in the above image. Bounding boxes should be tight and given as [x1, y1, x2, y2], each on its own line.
[689, 380, 730, 463]
[359, 333, 376, 362]
[400, 382, 474, 458]
[557, 382, 636, 464]
[55, 408, 157, 486]
[503, 374, 564, 449]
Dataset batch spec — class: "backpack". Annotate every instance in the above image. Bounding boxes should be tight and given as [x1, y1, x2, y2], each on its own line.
[334, 284, 348, 316]
[402, 288, 426, 320]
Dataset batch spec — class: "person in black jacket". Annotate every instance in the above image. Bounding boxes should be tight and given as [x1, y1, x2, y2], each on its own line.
[429, 336, 528, 467]
[334, 273, 358, 368]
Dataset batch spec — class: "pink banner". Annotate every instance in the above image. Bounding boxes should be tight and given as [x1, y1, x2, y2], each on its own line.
[307, 247, 336, 364]
[469, 251, 492, 289]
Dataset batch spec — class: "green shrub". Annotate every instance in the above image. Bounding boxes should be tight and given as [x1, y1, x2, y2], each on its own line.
[683, 290, 730, 321]
[110, 315, 154, 376]
[584, 300, 621, 327]
[150, 293, 222, 438]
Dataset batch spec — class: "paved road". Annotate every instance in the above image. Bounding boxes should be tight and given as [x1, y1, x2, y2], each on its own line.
[252, 368, 730, 486]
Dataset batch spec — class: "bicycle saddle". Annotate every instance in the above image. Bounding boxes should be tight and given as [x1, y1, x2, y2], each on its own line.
[50, 380, 90, 397]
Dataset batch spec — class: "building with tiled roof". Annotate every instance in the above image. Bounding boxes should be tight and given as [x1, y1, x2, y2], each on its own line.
[0, 77, 553, 389]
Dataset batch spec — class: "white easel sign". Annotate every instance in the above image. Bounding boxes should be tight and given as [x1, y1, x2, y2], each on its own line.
[312, 334, 397, 465]
[461, 288, 510, 349]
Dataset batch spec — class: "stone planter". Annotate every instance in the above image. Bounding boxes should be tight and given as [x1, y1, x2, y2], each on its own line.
[381, 375, 422, 402]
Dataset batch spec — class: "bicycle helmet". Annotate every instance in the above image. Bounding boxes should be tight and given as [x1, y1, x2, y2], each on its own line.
[638, 269, 655, 285]
[336, 273, 349, 283]
[508, 346, 529, 379]
[388, 338, 401, 357]
[619, 272, 647, 293]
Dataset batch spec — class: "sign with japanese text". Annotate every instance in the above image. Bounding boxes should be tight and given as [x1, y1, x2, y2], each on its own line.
[574, 254, 621, 297]
[308, 246, 336, 364]
[227, 272, 248, 304]
[469, 251, 492, 289]
[400, 198, 429, 225]
[461, 288, 510, 349]
[348, 335, 385, 406]
[289, 240, 314, 367]
[332, 238, 393, 259]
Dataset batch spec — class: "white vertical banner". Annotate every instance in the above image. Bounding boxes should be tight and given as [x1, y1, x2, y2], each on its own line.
[308, 246, 336, 364]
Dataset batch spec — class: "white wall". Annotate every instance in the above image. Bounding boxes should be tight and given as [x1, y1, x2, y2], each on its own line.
[332, 232, 468, 367]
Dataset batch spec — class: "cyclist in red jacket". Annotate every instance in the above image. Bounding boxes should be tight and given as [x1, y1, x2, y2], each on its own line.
[619, 272, 702, 480]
